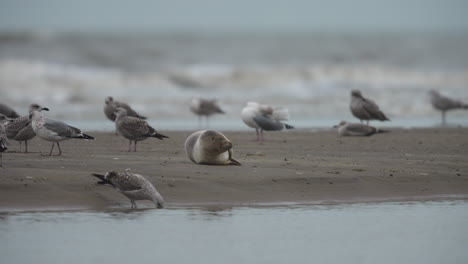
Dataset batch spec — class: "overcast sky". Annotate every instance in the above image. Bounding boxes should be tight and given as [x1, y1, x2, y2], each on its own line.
[0, 0, 467, 32]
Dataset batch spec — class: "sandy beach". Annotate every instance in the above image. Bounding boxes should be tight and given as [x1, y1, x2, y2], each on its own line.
[0, 128, 467, 210]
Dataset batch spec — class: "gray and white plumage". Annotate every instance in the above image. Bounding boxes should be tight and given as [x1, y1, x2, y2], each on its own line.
[429, 90, 468, 125]
[333, 120, 388, 136]
[241, 102, 293, 141]
[350, 90, 390, 125]
[190, 97, 225, 127]
[6, 104, 49, 153]
[0, 114, 10, 167]
[92, 170, 165, 209]
[30, 110, 94, 156]
[104, 96, 147, 122]
[0, 103, 19, 119]
[115, 107, 168, 152]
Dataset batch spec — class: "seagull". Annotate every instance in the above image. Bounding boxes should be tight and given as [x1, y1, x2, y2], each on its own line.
[0, 103, 19, 118]
[0, 114, 10, 167]
[333, 120, 388, 136]
[190, 97, 225, 127]
[241, 102, 294, 141]
[6, 104, 49, 153]
[114, 107, 169, 152]
[29, 110, 94, 156]
[350, 89, 390, 125]
[429, 90, 468, 125]
[92, 169, 165, 209]
[104, 96, 147, 122]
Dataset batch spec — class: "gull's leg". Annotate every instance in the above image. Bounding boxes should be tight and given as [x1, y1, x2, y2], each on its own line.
[442, 111, 446, 126]
[19, 141, 22, 152]
[260, 129, 264, 142]
[255, 128, 259, 141]
[134, 141, 137, 152]
[128, 140, 132, 152]
[56, 142, 62, 156]
[48, 143, 55, 156]
[24, 141, 28, 153]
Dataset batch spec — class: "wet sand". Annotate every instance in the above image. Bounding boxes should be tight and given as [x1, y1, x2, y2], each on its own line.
[0, 128, 467, 210]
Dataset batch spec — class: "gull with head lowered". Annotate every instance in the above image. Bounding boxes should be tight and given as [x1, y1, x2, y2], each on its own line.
[333, 120, 388, 137]
[241, 102, 294, 141]
[92, 169, 165, 209]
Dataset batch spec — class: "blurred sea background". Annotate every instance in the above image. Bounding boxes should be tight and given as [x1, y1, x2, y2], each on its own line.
[1, 0, 467, 130]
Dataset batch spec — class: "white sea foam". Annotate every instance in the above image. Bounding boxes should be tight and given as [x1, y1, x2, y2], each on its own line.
[1, 31, 467, 129]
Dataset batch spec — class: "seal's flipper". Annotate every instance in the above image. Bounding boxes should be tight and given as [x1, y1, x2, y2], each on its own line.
[226, 149, 241, 165]
[225, 158, 242, 166]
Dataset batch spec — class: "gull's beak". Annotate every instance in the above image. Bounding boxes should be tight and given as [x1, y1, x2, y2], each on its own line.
[42, 107, 50, 111]
[333, 125, 338, 128]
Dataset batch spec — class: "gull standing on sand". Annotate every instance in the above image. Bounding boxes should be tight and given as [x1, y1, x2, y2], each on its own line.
[30, 110, 94, 156]
[333, 120, 388, 137]
[115, 107, 169, 152]
[0, 114, 10, 167]
[0, 103, 19, 118]
[241, 102, 294, 141]
[190, 97, 225, 127]
[429, 90, 468, 125]
[92, 169, 165, 209]
[104, 96, 147, 122]
[6, 104, 49, 153]
[350, 89, 390, 125]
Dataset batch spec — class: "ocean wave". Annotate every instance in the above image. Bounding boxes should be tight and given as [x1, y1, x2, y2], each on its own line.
[1, 59, 467, 125]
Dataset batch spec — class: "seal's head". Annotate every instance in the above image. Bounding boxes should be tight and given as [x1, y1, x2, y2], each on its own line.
[351, 89, 362, 98]
[200, 130, 233, 154]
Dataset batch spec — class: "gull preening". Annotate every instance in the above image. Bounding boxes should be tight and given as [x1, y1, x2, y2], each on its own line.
[92, 169, 165, 209]
[429, 90, 468, 125]
[30, 109, 94, 156]
[114, 107, 169, 152]
[241, 102, 293, 141]
[6, 104, 49, 153]
[190, 97, 225, 127]
[350, 89, 390, 125]
[0, 114, 10, 167]
[104, 96, 147, 122]
[333, 120, 388, 137]
[0, 103, 19, 119]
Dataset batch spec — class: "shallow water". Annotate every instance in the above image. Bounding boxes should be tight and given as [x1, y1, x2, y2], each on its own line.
[1, 201, 467, 264]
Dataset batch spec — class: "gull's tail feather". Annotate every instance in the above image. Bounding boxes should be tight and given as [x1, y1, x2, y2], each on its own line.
[78, 133, 95, 140]
[151, 132, 169, 140]
[91, 173, 116, 187]
[284, 123, 294, 130]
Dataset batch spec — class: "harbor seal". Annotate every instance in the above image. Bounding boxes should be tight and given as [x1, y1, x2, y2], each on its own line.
[185, 130, 241, 165]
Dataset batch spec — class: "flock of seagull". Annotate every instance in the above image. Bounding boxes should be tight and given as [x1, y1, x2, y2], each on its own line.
[0, 88, 466, 208]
